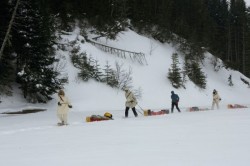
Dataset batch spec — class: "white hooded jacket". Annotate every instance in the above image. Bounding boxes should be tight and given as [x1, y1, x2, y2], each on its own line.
[125, 90, 138, 108]
[213, 92, 221, 103]
[57, 95, 71, 114]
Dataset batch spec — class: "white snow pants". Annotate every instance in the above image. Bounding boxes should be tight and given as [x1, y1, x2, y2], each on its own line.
[212, 100, 219, 110]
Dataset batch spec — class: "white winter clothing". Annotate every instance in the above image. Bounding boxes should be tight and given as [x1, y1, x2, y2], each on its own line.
[57, 95, 71, 124]
[212, 91, 221, 109]
[125, 90, 137, 108]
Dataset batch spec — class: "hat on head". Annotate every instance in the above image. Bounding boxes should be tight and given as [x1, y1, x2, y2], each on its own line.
[124, 87, 129, 91]
[171, 91, 174, 94]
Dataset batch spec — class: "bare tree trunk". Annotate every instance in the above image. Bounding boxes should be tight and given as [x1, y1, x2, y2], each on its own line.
[0, 0, 20, 60]
[110, 0, 114, 17]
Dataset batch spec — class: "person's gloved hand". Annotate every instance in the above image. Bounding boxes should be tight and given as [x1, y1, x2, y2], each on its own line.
[68, 105, 72, 108]
[58, 102, 61, 106]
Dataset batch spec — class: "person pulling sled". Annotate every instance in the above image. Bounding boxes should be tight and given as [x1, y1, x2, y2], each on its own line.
[124, 88, 138, 118]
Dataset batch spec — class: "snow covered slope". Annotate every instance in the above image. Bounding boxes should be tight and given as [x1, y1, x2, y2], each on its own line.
[1, 28, 250, 112]
[58, 28, 250, 112]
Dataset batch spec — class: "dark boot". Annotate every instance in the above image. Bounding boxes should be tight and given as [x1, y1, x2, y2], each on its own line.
[171, 102, 174, 113]
[176, 104, 181, 112]
[132, 107, 138, 117]
[125, 107, 129, 117]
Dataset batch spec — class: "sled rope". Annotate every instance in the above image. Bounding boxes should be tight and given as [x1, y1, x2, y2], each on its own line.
[136, 104, 145, 115]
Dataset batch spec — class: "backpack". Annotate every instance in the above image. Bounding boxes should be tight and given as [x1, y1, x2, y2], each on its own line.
[176, 94, 179, 102]
[104, 112, 113, 119]
[172, 94, 179, 102]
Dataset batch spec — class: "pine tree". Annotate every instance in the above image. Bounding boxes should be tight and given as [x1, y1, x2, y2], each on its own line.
[0, 0, 17, 95]
[103, 61, 118, 88]
[167, 53, 182, 88]
[184, 57, 206, 89]
[13, 0, 62, 103]
[190, 62, 206, 89]
[227, 0, 248, 72]
[0, 50, 16, 95]
[245, 7, 250, 77]
[92, 59, 103, 82]
[77, 56, 94, 81]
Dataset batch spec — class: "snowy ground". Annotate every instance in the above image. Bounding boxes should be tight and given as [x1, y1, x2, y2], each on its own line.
[1, 28, 250, 166]
[0, 107, 250, 166]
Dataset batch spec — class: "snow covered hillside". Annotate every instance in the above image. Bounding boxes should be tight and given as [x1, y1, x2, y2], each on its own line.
[52, 28, 250, 111]
[1, 27, 250, 112]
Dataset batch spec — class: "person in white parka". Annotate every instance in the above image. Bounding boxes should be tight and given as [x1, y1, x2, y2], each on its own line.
[212, 89, 221, 110]
[57, 89, 72, 125]
[124, 88, 138, 118]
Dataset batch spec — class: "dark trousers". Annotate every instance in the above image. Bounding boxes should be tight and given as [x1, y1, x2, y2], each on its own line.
[171, 102, 181, 113]
[125, 107, 138, 117]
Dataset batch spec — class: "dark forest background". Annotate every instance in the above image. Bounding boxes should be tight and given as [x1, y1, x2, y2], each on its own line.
[1, 0, 250, 102]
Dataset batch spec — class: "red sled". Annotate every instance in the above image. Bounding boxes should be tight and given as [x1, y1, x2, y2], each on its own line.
[144, 109, 169, 116]
[86, 115, 113, 122]
[227, 104, 247, 109]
